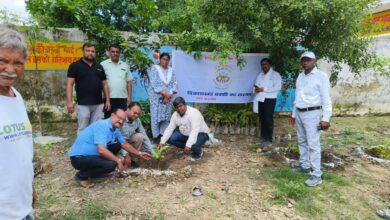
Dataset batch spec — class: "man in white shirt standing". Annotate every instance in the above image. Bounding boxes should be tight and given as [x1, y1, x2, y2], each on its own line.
[0, 27, 37, 219]
[253, 58, 282, 147]
[290, 51, 332, 187]
[101, 44, 133, 119]
[159, 97, 210, 161]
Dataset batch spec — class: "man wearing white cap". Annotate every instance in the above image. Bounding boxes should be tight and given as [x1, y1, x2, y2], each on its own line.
[289, 51, 332, 187]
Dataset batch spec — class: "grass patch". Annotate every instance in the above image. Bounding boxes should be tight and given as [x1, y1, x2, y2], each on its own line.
[128, 179, 140, 188]
[38, 193, 61, 208]
[115, 187, 125, 194]
[267, 168, 352, 217]
[350, 173, 374, 185]
[325, 128, 367, 146]
[246, 143, 260, 152]
[141, 210, 167, 220]
[208, 191, 217, 200]
[323, 172, 351, 187]
[156, 210, 167, 220]
[40, 203, 113, 220]
[269, 169, 309, 204]
[295, 197, 323, 216]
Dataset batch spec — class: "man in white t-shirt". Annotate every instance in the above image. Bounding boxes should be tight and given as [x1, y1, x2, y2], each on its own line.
[0, 27, 37, 219]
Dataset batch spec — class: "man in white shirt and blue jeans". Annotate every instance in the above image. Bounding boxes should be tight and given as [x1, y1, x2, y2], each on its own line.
[159, 97, 210, 161]
[290, 51, 332, 187]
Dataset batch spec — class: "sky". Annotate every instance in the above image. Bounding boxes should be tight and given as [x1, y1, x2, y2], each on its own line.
[0, 0, 29, 19]
[1, 0, 389, 21]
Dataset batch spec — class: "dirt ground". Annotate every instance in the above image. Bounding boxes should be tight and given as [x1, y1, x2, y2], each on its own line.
[33, 116, 390, 220]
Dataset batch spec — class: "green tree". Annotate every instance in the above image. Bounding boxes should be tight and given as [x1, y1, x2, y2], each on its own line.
[26, 0, 159, 63]
[158, 0, 387, 83]
[26, 0, 388, 83]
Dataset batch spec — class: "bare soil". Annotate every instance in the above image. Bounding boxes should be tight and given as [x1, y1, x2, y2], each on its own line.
[33, 116, 390, 219]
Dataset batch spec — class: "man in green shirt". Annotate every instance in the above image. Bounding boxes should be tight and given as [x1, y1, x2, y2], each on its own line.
[101, 44, 133, 118]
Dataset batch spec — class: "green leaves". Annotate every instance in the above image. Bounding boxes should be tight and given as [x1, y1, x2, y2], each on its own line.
[26, 0, 159, 63]
[159, 0, 381, 80]
[24, 0, 385, 82]
[366, 140, 390, 159]
[152, 145, 170, 160]
[203, 104, 258, 126]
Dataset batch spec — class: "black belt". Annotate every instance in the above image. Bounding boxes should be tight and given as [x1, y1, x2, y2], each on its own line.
[297, 106, 322, 112]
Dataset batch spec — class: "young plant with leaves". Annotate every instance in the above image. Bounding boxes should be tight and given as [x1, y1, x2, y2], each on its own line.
[152, 145, 170, 160]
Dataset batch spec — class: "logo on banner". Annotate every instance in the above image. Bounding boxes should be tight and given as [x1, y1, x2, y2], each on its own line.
[213, 66, 233, 89]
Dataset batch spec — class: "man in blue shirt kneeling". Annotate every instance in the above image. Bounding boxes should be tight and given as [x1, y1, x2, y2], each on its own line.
[68, 109, 151, 188]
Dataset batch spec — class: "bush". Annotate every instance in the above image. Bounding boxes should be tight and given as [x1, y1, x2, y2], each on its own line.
[138, 99, 151, 132]
[203, 103, 258, 126]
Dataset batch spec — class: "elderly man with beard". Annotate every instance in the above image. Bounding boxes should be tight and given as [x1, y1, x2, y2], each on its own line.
[0, 27, 37, 220]
[66, 43, 111, 133]
[68, 109, 152, 188]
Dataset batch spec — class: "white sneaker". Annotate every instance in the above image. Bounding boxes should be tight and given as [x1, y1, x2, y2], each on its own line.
[188, 150, 203, 161]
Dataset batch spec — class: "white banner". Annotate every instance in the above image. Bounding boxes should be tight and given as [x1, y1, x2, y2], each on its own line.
[173, 50, 268, 103]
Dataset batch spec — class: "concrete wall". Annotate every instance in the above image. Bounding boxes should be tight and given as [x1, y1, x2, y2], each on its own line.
[17, 28, 85, 121]
[318, 34, 390, 115]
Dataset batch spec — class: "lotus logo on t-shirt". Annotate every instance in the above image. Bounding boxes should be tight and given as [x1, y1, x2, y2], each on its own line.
[0, 122, 32, 142]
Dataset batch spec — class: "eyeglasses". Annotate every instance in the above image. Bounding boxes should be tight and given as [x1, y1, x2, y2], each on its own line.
[114, 113, 126, 121]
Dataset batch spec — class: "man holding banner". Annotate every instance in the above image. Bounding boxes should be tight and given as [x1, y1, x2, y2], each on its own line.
[253, 58, 282, 148]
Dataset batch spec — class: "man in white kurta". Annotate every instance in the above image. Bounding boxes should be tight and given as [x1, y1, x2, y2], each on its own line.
[253, 58, 282, 147]
[0, 27, 37, 220]
[290, 51, 332, 187]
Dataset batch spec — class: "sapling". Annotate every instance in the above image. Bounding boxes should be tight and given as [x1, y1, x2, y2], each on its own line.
[152, 145, 170, 170]
[152, 145, 170, 160]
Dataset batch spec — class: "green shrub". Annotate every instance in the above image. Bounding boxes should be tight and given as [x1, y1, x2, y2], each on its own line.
[366, 140, 390, 159]
[203, 104, 258, 126]
[139, 99, 151, 132]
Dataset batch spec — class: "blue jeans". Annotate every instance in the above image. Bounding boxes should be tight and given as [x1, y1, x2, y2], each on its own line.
[167, 131, 209, 157]
[70, 156, 117, 180]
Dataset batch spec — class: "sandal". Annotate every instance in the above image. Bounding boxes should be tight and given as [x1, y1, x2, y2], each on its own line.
[191, 186, 203, 196]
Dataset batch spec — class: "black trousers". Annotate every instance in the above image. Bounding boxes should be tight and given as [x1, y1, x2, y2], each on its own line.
[70, 142, 121, 180]
[104, 98, 127, 119]
[258, 98, 277, 142]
